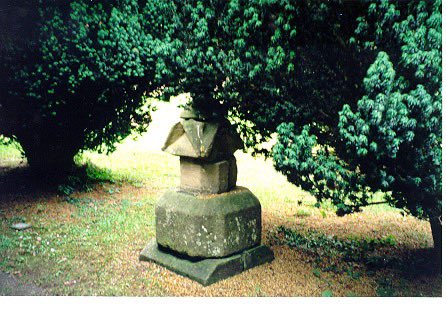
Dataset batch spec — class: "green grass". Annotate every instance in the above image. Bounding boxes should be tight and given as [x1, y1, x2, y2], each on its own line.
[77, 149, 178, 189]
[0, 194, 159, 295]
[0, 140, 23, 168]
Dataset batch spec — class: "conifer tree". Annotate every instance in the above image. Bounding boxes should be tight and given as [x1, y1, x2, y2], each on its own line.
[273, 0, 442, 251]
[166, 0, 442, 251]
[0, 0, 177, 173]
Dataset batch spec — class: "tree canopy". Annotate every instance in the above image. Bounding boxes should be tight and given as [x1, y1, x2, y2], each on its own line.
[159, 0, 441, 250]
[164, 1, 371, 151]
[272, 0, 441, 249]
[0, 0, 176, 172]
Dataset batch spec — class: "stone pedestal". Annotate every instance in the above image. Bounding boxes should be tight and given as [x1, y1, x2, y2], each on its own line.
[139, 107, 274, 285]
[140, 240, 273, 286]
[156, 187, 261, 258]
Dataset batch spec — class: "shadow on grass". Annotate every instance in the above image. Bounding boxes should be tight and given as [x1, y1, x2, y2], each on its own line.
[267, 225, 441, 280]
[386, 247, 442, 278]
[0, 160, 116, 210]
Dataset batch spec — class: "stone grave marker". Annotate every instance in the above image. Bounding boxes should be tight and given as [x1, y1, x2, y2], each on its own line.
[140, 108, 274, 286]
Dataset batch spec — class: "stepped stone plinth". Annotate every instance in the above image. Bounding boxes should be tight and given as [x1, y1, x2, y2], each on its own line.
[140, 107, 274, 286]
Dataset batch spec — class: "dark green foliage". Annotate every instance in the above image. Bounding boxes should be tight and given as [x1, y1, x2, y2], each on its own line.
[165, 0, 370, 152]
[165, 0, 441, 235]
[271, 0, 441, 249]
[0, 0, 176, 172]
[0, 0, 440, 249]
[146, 1, 440, 241]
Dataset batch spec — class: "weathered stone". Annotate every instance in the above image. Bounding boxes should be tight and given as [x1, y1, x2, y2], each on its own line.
[227, 155, 237, 190]
[162, 122, 198, 158]
[161, 118, 243, 161]
[10, 223, 31, 230]
[242, 245, 274, 269]
[140, 110, 275, 285]
[219, 123, 243, 152]
[179, 155, 236, 193]
[180, 158, 233, 194]
[155, 187, 261, 258]
[181, 119, 219, 158]
[204, 125, 244, 161]
[140, 239, 274, 286]
[163, 120, 219, 158]
[162, 122, 185, 151]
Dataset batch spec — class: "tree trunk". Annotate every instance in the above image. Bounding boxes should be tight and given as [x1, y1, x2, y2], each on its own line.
[26, 150, 75, 176]
[20, 133, 78, 178]
[429, 214, 442, 261]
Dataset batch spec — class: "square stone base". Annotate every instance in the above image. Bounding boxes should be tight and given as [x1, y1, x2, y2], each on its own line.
[140, 239, 274, 286]
[180, 156, 237, 194]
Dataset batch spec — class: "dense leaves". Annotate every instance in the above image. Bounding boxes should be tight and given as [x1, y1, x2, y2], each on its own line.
[0, 0, 177, 172]
[165, 0, 370, 152]
[272, 0, 441, 249]
[0, 0, 441, 248]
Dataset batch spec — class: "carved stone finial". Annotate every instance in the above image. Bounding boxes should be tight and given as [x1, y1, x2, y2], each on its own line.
[161, 108, 243, 194]
[162, 109, 243, 161]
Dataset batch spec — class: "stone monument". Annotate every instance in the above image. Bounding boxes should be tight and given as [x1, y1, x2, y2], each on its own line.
[140, 107, 274, 286]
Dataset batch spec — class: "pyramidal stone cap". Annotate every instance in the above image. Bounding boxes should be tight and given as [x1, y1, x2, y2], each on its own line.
[162, 115, 243, 161]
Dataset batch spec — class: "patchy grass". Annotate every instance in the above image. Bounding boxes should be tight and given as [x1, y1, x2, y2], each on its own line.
[0, 188, 161, 296]
[0, 102, 441, 297]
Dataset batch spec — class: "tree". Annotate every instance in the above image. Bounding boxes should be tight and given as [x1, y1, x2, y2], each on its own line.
[166, 0, 370, 151]
[273, 0, 442, 252]
[0, 0, 177, 174]
[164, 0, 441, 252]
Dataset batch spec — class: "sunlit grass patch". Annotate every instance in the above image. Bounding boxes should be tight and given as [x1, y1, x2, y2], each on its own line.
[0, 140, 24, 168]
[78, 148, 178, 190]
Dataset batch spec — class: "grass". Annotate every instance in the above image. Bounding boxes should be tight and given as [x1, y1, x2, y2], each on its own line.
[1, 191, 160, 295]
[0, 101, 440, 297]
[270, 226, 400, 275]
[0, 141, 24, 169]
